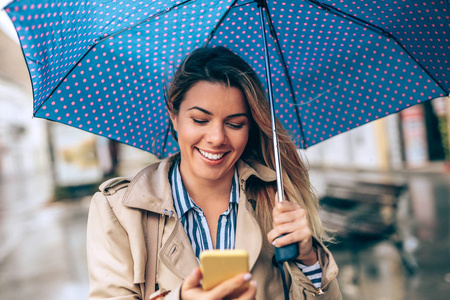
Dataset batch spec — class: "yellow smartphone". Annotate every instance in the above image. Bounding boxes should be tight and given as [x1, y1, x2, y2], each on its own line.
[199, 249, 249, 291]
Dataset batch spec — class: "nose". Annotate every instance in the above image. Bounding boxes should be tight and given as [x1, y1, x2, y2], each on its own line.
[205, 123, 227, 145]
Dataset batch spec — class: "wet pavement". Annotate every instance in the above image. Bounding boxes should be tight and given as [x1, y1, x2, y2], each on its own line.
[0, 167, 449, 300]
[309, 167, 450, 300]
[0, 173, 89, 300]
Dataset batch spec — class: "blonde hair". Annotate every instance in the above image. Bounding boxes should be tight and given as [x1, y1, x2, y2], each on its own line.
[167, 46, 328, 242]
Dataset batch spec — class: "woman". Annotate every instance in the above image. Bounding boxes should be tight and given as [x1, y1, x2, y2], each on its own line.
[87, 46, 341, 300]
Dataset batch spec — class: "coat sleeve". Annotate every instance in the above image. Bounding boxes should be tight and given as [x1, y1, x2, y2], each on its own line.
[286, 242, 342, 299]
[87, 192, 143, 300]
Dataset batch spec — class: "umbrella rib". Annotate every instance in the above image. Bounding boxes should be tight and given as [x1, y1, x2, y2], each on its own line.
[263, 2, 306, 147]
[205, 0, 266, 46]
[231, 1, 256, 9]
[94, 0, 194, 44]
[160, 83, 172, 156]
[204, 0, 239, 46]
[305, 0, 448, 93]
[159, 123, 171, 157]
[33, 43, 95, 115]
[305, 0, 392, 37]
[33, 0, 195, 115]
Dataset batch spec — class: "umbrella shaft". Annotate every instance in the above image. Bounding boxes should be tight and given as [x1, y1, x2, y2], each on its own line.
[258, 4, 284, 203]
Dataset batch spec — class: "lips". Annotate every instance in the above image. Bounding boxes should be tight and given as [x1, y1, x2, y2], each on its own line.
[198, 149, 226, 161]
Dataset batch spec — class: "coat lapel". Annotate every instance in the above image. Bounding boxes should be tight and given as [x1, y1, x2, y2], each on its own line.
[235, 160, 276, 271]
[235, 191, 263, 271]
[158, 218, 199, 280]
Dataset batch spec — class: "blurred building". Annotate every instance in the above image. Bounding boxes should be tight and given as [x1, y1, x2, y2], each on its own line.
[0, 27, 51, 179]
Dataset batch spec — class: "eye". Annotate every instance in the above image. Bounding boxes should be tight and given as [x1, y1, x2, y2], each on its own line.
[193, 119, 208, 125]
[227, 123, 245, 129]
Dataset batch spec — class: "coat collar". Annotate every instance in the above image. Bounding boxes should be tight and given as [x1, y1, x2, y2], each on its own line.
[120, 154, 178, 213]
[236, 159, 277, 190]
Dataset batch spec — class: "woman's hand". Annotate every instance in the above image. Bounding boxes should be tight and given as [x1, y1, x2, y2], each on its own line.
[267, 195, 318, 266]
[181, 267, 257, 300]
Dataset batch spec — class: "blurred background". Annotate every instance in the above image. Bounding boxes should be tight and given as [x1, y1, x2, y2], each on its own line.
[0, 2, 449, 299]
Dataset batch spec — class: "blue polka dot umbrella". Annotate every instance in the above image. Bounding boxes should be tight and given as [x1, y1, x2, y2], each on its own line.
[5, 0, 450, 158]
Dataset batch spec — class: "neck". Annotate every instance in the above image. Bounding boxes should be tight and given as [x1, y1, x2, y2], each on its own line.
[179, 168, 234, 210]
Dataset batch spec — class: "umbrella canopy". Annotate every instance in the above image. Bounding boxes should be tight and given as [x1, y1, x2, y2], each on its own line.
[5, 0, 450, 157]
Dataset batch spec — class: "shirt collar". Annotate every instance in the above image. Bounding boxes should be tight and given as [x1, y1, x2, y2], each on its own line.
[170, 159, 239, 219]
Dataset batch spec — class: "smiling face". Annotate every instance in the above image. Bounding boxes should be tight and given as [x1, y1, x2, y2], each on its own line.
[169, 81, 250, 185]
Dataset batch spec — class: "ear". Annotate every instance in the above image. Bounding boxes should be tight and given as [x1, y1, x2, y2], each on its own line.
[169, 112, 178, 132]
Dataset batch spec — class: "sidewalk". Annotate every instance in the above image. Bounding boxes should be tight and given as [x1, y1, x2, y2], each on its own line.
[0, 173, 90, 300]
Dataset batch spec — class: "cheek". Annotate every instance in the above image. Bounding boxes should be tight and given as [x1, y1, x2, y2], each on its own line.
[176, 120, 200, 144]
[234, 130, 250, 152]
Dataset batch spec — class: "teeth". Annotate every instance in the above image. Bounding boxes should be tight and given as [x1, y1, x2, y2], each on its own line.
[199, 149, 225, 160]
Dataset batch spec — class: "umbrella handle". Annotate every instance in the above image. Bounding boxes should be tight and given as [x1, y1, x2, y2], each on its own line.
[274, 235, 300, 263]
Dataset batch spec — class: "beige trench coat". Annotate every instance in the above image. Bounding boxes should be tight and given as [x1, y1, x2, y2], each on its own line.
[87, 155, 341, 300]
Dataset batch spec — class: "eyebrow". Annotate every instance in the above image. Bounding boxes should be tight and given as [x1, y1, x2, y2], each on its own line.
[187, 106, 249, 118]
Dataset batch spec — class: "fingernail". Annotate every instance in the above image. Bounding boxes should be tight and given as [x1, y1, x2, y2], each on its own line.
[272, 240, 277, 246]
[243, 273, 252, 281]
[253, 280, 257, 287]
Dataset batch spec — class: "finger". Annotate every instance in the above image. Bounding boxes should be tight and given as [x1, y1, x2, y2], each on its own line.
[274, 200, 302, 213]
[267, 220, 306, 244]
[208, 272, 252, 299]
[236, 280, 257, 300]
[273, 209, 307, 226]
[272, 202, 302, 224]
[267, 228, 280, 244]
[270, 213, 309, 239]
[273, 231, 311, 248]
[275, 215, 309, 232]
[268, 224, 312, 247]
[182, 267, 202, 290]
[267, 227, 291, 245]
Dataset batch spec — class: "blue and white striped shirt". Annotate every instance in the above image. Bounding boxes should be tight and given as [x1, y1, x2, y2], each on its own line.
[295, 261, 322, 289]
[169, 160, 239, 258]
